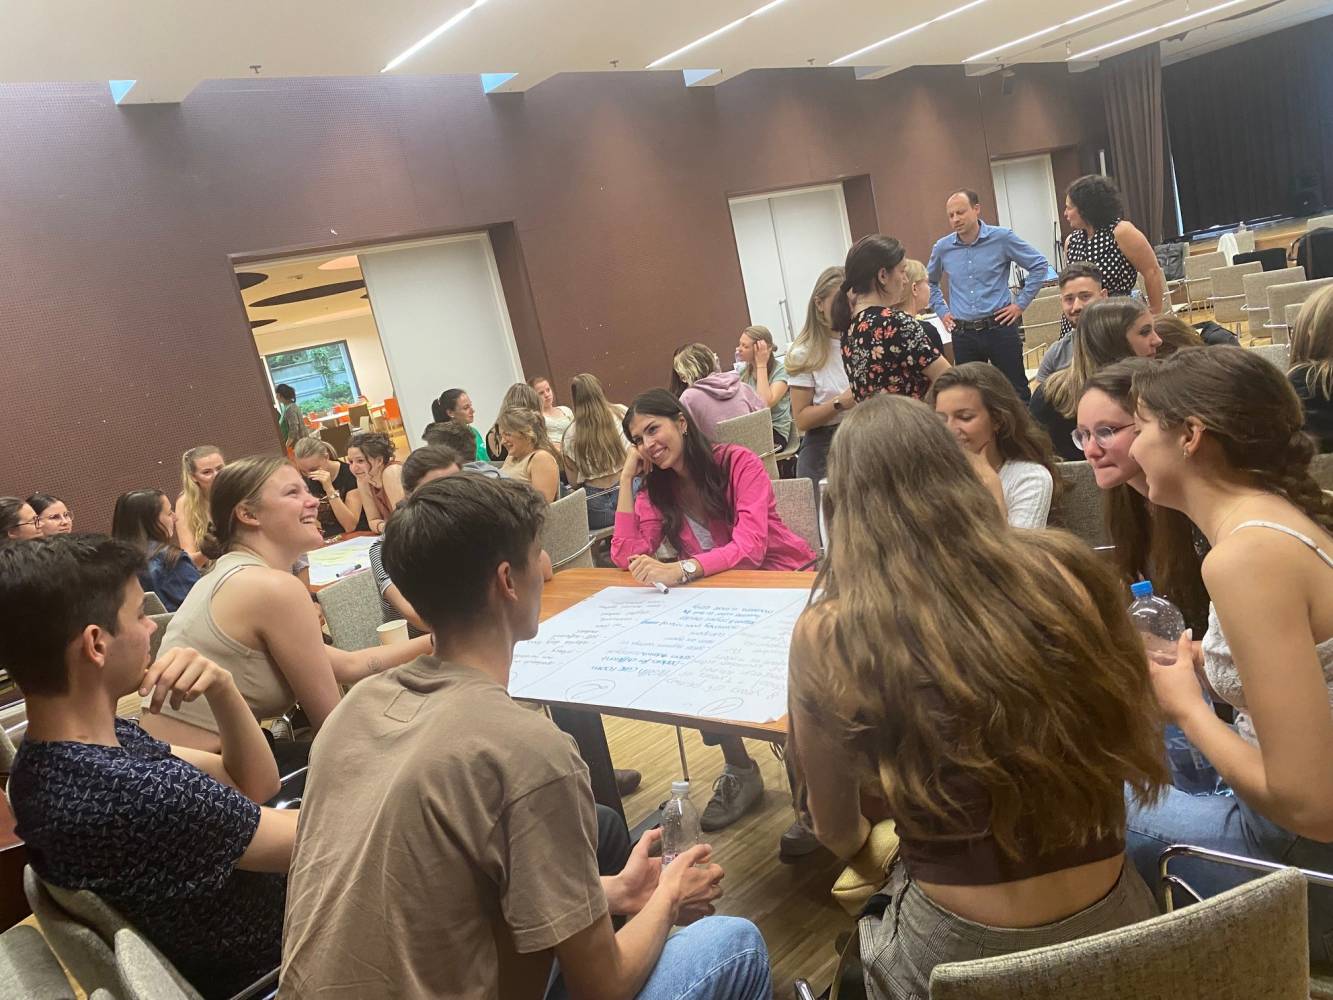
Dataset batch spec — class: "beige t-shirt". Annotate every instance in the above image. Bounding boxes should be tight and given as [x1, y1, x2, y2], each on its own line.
[280, 656, 607, 999]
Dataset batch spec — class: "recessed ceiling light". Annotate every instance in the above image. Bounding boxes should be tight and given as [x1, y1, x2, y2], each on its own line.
[382, 0, 493, 73]
[964, 0, 1137, 62]
[647, 0, 789, 69]
[832, 0, 991, 66]
[1068, 0, 1248, 60]
[318, 255, 360, 271]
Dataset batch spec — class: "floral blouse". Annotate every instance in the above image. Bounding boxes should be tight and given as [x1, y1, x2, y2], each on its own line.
[841, 306, 941, 401]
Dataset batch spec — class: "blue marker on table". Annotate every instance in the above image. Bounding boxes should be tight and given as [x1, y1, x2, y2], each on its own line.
[652, 581, 670, 594]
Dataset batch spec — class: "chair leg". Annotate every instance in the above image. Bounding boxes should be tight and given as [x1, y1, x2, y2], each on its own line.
[675, 727, 690, 782]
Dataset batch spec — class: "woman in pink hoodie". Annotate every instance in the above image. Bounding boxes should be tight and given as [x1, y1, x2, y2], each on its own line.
[611, 388, 815, 831]
[669, 343, 765, 439]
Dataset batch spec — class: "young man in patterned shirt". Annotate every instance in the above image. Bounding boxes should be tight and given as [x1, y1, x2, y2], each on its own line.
[0, 535, 297, 999]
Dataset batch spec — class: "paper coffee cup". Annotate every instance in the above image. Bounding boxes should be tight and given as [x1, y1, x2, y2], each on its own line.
[377, 620, 410, 645]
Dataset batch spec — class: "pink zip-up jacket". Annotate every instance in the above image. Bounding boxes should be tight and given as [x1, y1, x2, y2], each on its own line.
[611, 445, 815, 576]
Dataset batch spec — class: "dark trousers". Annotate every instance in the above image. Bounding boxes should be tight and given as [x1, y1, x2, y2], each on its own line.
[952, 320, 1030, 401]
[596, 803, 632, 875]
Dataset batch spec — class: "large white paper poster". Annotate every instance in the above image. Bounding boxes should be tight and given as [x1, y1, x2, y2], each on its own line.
[305, 535, 378, 586]
[510, 586, 809, 723]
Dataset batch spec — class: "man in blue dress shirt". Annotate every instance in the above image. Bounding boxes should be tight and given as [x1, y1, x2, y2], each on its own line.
[927, 189, 1050, 401]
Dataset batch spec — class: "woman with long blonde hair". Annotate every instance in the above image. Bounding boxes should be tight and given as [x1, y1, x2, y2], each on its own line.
[1289, 284, 1333, 452]
[562, 373, 629, 528]
[789, 394, 1166, 996]
[787, 266, 854, 484]
[1031, 298, 1161, 461]
[174, 445, 224, 567]
[497, 407, 561, 502]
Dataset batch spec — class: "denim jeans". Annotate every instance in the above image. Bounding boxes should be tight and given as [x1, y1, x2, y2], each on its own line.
[797, 424, 838, 487]
[1127, 786, 1333, 961]
[585, 484, 620, 530]
[546, 916, 771, 1000]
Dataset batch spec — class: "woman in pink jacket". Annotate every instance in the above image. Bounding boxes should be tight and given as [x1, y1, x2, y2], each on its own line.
[612, 388, 814, 832]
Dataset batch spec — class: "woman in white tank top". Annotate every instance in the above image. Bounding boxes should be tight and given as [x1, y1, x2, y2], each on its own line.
[142, 457, 432, 757]
[1121, 347, 1333, 961]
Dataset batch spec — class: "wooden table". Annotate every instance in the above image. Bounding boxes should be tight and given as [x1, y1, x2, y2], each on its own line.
[535, 567, 813, 820]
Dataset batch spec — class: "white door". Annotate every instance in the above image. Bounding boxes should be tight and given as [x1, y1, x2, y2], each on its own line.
[359, 234, 523, 443]
[729, 185, 852, 349]
[990, 154, 1060, 282]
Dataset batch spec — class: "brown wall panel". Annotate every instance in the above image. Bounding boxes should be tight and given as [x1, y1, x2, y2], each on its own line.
[0, 66, 1104, 530]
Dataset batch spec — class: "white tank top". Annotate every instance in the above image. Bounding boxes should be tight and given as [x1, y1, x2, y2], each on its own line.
[1203, 520, 1333, 746]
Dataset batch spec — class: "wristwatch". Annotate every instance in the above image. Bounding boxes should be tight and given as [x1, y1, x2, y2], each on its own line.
[679, 559, 701, 584]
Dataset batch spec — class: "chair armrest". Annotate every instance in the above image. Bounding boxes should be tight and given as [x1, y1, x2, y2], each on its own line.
[553, 538, 596, 571]
[1158, 843, 1333, 912]
[227, 966, 279, 1000]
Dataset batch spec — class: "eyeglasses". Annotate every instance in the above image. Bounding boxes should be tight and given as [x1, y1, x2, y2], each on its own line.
[1071, 424, 1135, 452]
[40, 511, 73, 524]
[14, 518, 39, 530]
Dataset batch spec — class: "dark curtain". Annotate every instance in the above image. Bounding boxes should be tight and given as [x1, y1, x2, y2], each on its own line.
[1164, 14, 1333, 233]
[1102, 45, 1167, 246]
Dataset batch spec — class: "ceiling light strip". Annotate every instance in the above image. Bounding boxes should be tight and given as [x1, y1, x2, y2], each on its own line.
[1068, 0, 1249, 60]
[832, 0, 991, 66]
[647, 0, 790, 69]
[382, 0, 493, 73]
[964, 0, 1137, 62]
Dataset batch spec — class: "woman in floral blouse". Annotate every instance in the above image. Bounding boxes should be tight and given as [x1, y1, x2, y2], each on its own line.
[831, 235, 950, 401]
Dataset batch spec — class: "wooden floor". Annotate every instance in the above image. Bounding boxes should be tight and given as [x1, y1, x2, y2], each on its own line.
[605, 716, 852, 997]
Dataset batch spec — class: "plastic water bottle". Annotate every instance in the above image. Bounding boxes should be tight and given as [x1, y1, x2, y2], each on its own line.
[660, 781, 701, 867]
[1128, 581, 1217, 795]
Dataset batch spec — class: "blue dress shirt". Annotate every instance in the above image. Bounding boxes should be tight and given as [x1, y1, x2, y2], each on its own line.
[927, 222, 1050, 322]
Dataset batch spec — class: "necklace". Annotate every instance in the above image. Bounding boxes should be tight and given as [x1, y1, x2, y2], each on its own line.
[1210, 492, 1267, 539]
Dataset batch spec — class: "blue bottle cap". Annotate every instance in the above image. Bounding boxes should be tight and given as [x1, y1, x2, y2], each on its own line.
[1130, 580, 1154, 599]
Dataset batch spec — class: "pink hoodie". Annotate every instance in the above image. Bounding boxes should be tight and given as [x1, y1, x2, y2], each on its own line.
[612, 445, 815, 576]
[678, 372, 764, 441]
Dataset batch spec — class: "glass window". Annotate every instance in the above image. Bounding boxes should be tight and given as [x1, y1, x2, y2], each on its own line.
[263, 342, 361, 415]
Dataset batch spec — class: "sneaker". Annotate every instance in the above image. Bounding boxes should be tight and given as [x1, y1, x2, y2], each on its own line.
[778, 819, 821, 862]
[700, 762, 764, 832]
[614, 769, 642, 796]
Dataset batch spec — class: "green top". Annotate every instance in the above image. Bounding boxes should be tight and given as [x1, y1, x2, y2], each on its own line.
[470, 425, 488, 462]
[742, 360, 793, 443]
[280, 402, 306, 449]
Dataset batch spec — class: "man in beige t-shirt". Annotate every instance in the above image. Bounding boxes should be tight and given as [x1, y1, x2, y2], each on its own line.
[280, 476, 771, 999]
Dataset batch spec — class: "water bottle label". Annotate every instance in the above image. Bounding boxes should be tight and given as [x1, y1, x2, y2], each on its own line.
[661, 852, 678, 867]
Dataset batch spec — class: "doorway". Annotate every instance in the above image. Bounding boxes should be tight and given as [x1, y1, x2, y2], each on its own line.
[238, 232, 522, 455]
[239, 253, 408, 457]
[729, 184, 853, 349]
[990, 154, 1061, 283]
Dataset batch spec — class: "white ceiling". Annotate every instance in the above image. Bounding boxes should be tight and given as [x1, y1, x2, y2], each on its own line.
[240, 255, 372, 337]
[3, 0, 1329, 101]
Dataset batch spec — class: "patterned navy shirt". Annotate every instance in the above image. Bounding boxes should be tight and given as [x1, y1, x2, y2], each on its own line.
[10, 718, 285, 999]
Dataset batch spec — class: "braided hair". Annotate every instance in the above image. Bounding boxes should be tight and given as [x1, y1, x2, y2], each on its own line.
[1131, 346, 1333, 535]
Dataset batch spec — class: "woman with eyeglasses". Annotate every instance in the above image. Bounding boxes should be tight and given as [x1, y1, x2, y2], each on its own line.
[1, 498, 42, 541]
[1073, 359, 1208, 633]
[26, 494, 73, 537]
[1032, 299, 1162, 461]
